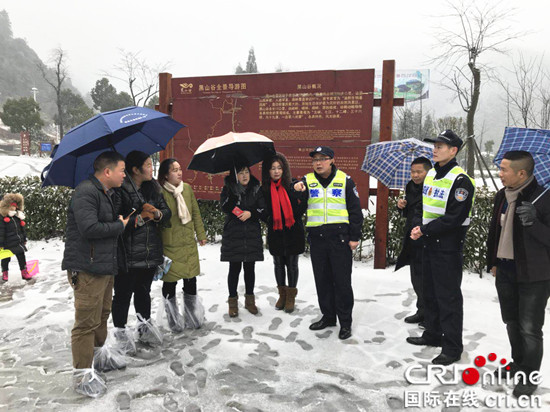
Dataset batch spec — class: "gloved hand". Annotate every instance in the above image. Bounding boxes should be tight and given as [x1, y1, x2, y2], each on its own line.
[140, 203, 158, 222]
[516, 201, 537, 227]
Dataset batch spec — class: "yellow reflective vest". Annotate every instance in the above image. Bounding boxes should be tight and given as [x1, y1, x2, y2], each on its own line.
[305, 170, 349, 227]
[422, 165, 475, 226]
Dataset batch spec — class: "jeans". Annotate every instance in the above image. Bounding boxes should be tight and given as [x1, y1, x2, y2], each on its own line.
[496, 262, 550, 373]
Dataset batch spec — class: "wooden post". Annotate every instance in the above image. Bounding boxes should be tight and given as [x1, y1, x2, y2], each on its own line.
[158, 72, 173, 161]
[374, 60, 396, 269]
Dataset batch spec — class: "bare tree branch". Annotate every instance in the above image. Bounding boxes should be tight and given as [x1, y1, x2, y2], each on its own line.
[428, 0, 522, 175]
[102, 50, 170, 107]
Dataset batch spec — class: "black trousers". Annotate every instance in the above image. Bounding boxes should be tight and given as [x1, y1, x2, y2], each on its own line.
[162, 277, 197, 298]
[309, 235, 354, 328]
[112, 267, 156, 328]
[421, 242, 464, 357]
[410, 247, 424, 316]
[273, 255, 299, 288]
[228, 262, 255, 297]
[496, 261, 550, 373]
[1, 252, 26, 271]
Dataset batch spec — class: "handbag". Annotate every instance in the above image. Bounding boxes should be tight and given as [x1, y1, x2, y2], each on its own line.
[153, 255, 173, 281]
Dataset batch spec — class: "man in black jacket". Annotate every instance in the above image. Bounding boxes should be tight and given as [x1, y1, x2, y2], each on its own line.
[487, 150, 550, 398]
[62, 151, 128, 398]
[294, 146, 363, 340]
[407, 130, 475, 366]
[395, 157, 432, 326]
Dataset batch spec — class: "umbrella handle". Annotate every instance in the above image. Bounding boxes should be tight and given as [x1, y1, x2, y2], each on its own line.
[532, 187, 549, 205]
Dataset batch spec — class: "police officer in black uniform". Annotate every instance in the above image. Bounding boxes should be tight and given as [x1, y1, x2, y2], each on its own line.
[407, 130, 475, 365]
[293, 146, 363, 340]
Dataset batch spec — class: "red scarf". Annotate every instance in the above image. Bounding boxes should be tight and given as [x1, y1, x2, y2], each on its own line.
[270, 180, 295, 230]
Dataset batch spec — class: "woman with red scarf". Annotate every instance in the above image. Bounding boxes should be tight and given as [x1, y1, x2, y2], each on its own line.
[262, 153, 307, 313]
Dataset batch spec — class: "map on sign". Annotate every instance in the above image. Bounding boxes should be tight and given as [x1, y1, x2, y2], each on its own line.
[169, 69, 375, 207]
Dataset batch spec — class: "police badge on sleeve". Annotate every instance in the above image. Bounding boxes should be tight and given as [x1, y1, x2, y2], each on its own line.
[455, 188, 469, 202]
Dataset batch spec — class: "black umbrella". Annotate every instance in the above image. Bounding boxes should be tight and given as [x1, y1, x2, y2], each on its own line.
[188, 132, 275, 174]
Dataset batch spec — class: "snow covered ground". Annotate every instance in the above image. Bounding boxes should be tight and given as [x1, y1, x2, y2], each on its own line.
[1, 240, 549, 411]
[0, 155, 51, 178]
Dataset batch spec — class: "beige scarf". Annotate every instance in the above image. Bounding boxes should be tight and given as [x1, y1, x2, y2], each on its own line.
[497, 175, 534, 259]
[163, 181, 191, 225]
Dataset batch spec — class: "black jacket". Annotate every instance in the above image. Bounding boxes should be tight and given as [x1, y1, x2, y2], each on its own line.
[486, 177, 550, 283]
[220, 175, 266, 262]
[395, 180, 423, 271]
[418, 160, 475, 249]
[296, 166, 363, 242]
[264, 180, 307, 256]
[117, 177, 171, 270]
[0, 214, 27, 255]
[62, 176, 125, 276]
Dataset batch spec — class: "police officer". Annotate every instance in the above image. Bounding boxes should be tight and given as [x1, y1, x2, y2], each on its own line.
[407, 130, 475, 365]
[294, 146, 363, 340]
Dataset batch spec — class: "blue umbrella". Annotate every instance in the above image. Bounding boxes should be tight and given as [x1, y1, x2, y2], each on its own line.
[361, 138, 433, 189]
[494, 127, 550, 189]
[42, 107, 185, 188]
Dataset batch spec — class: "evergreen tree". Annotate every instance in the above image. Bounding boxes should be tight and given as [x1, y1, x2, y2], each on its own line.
[55, 89, 94, 130]
[245, 48, 258, 73]
[0, 97, 44, 135]
[235, 63, 245, 74]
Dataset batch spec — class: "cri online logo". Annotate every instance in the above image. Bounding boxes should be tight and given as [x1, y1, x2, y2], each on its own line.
[405, 352, 542, 386]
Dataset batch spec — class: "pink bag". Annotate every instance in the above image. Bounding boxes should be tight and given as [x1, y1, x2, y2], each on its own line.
[26, 260, 39, 278]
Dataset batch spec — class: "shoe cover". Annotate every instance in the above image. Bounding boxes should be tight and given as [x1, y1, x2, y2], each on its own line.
[113, 327, 137, 356]
[136, 314, 163, 347]
[183, 293, 205, 329]
[73, 368, 107, 398]
[159, 296, 185, 333]
[93, 336, 127, 372]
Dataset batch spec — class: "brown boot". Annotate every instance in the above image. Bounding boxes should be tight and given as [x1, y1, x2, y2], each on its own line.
[284, 287, 298, 313]
[228, 295, 238, 317]
[275, 286, 287, 310]
[244, 294, 258, 314]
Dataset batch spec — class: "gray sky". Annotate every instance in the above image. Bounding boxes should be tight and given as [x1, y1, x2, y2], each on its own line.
[2, 0, 550, 136]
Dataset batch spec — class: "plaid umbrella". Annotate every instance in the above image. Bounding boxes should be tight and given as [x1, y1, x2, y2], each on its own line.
[361, 138, 433, 189]
[494, 127, 550, 189]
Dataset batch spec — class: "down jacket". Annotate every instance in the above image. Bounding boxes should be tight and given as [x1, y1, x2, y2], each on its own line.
[220, 175, 266, 262]
[0, 193, 27, 255]
[161, 183, 206, 281]
[62, 176, 125, 276]
[117, 176, 171, 270]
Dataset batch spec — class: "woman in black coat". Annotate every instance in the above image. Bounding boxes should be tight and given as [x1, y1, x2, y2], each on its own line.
[220, 165, 266, 317]
[112, 151, 171, 346]
[262, 153, 307, 313]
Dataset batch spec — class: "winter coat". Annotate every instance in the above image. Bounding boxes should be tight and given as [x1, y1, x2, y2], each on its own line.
[486, 177, 550, 283]
[62, 176, 125, 276]
[161, 183, 206, 281]
[220, 175, 266, 262]
[264, 180, 307, 256]
[395, 180, 423, 271]
[117, 177, 171, 271]
[0, 193, 27, 255]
